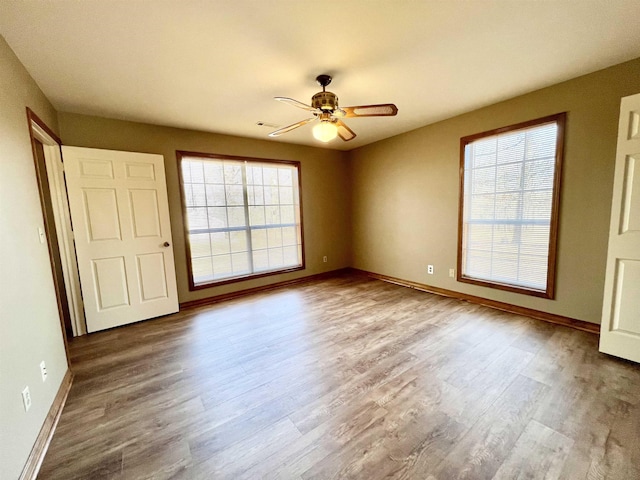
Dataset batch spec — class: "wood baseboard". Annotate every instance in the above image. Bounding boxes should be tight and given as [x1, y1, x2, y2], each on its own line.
[351, 268, 600, 335]
[179, 268, 351, 310]
[19, 369, 73, 480]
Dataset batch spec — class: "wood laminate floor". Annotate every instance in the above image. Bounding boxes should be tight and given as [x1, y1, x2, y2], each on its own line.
[39, 273, 640, 479]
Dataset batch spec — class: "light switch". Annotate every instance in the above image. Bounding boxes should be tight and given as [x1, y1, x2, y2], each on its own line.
[38, 227, 46, 244]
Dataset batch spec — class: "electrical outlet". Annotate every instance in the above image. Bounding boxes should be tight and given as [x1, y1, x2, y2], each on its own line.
[449, 268, 455, 278]
[22, 386, 32, 412]
[323, 256, 327, 263]
[427, 265, 434, 275]
[40, 361, 47, 382]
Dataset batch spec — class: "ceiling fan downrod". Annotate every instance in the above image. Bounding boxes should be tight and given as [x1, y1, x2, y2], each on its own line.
[315, 74, 332, 92]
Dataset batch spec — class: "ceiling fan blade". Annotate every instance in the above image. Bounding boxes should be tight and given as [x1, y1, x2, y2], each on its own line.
[341, 104, 398, 117]
[268, 117, 316, 137]
[274, 97, 320, 113]
[335, 120, 356, 141]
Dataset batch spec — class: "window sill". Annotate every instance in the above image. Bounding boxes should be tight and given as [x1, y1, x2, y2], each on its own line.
[457, 274, 553, 299]
[189, 264, 305, 291]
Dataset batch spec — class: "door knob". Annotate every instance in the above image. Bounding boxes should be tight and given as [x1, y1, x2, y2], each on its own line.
[163, 241, 170, 247]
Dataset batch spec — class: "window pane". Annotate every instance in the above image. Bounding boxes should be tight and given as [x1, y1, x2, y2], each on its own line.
[473, 153, 496, 168]
[497, 132, 525, 164]
[190, 161, 205, 183]
[268, 247, 284, 268]
[192, 257, 213, 284]
[265, 206, 280, 224]
[471, 167, 495, 194]
[524, 158, 554, 190]
[189, 233, 211, 258]
[181, 162, 192, 183]
[232, 252, 250, 274]
[212, 254, 233, 279]
[282, 226, 297, 246]
[207, 207, 228, 229]
[230, 231, 247, 253]
[267, 227, 283, 247]
[279, 187, 293, 204]
[492, 252, 519, 283]
[518, 255, 548, 289]
[248, 186, 264, 205]
[205, 184, 226, 206]
[248, 167, 263, 185]
[253, 249, 269, 270]
[264, 186, 279, 205]
[249, 206, 265, 226]
[474, 138, 496, 158]
[263, 167, 278, 186]
[493, 225, 518, 254]
[251, 229, 267, 249]
[283, 246, 298, 266]
[280, 205, 295, 224]
[224, 164, 242, 184]
[467, 224, 492, 251]
[460, 115, 563, 295]
[204, 162, 224, 184]
[278, 168, 292, 186]
[523, 191, 552, 220]
[187, 207, 208, 230]
[227, 207, 246, 227]
[466, 250, 491, 278]
[526, 124, 557, 160]
[225, 185, 244, 206]
[469, 194, 495, 220]
[520, 225, 550, 256]
[210, 232, 230, 255]
[494, 192, 520, 220]
[496, 163, 521, 192]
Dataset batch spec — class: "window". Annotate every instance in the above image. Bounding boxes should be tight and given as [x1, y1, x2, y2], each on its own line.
[457, 113, 565, 298]
[177, 151, 304, 289]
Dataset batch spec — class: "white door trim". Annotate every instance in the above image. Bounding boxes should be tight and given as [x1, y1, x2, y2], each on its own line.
[30, 121, 87, 336]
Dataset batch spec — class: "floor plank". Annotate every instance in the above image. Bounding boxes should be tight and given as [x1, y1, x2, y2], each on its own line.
[37, 273, 640, 479]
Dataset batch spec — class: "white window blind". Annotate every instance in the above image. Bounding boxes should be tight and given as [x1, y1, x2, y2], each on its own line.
[460, 118, 562, 293]
[180, 154, 303, 287]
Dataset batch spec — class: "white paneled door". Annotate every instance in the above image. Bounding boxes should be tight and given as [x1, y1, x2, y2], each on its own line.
[600, 93, 640, 363]
[63, 147, 178, 333]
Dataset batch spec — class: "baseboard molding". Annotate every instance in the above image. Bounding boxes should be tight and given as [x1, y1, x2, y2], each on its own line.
[179, 268, 351, 310]
[352, 268, 600, 335]
[19, 369, 73, 480]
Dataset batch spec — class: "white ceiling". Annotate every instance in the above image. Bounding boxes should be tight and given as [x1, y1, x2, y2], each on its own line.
[1, 1, 639, 151]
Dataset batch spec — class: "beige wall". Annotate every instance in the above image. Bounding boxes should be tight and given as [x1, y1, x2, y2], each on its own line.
[0, 36, 69, 479]
[57, 113, 352, 304]
[350, 58, 640, 325]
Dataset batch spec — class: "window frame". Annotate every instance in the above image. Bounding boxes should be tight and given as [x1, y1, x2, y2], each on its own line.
[456, 112, 566, 299]
[176, 150, 305, 291]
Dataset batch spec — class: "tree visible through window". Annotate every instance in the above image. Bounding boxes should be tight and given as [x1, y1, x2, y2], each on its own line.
[458, 113, 565, 298]
[177, 151, 304, 289]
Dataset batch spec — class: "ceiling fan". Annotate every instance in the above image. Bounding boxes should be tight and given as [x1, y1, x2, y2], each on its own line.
[269, 74, 398, 143]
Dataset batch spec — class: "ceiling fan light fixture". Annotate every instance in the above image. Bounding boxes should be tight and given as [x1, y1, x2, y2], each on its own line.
[270, 74, 397, 142]
[312, 121, 338, 142]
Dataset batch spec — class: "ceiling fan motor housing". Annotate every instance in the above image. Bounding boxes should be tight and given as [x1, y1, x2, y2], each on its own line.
[312, 91, 338, 111]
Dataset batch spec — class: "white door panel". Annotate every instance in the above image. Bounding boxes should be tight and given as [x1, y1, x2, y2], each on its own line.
[136, 253, 169, 301]
[63, 147, 178, 332]
[600, 93, 640, 363]
[93, 256, 129, 310]
[620, 155, 640, 233]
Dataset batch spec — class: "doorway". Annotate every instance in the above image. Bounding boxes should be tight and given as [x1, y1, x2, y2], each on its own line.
[27, 108, 86, 339]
